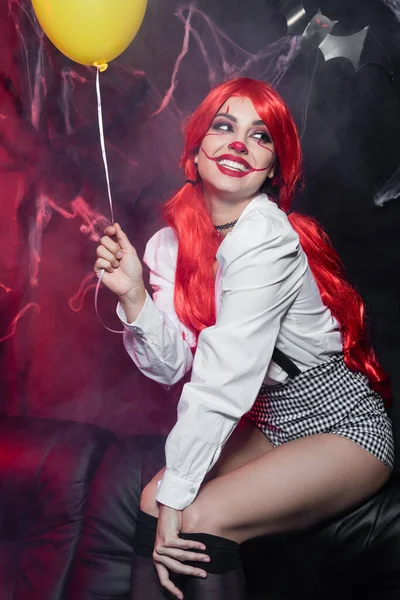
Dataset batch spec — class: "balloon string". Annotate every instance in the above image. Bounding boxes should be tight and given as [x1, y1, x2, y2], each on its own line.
[96, 67, 114, 223]
[94, 67, 123, 335]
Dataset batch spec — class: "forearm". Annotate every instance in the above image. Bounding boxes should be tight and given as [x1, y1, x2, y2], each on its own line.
[117, 293, 194, 386]
[119, 282, 147, 323]
[156, 376, 252, 510]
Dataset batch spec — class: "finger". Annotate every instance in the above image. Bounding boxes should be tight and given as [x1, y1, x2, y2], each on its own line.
[104, 224, 117, 237]
[154, 553, 208, 578]
[113, 223, 134, 251]
[168, 538, 207, 552]
[154, 563, 184, 600]
[94, 258, 114, 274]
[156, 547, 210, 564]
[100, 235, 123, 258]
[96, 245, 120, 268]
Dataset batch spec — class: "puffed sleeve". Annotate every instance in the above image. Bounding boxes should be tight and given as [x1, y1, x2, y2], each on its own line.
[156, 211, 304, 509]
[116, 227, 195, 385]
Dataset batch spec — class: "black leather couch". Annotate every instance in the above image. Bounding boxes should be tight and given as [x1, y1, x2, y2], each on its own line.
[1, 414, 400, 600]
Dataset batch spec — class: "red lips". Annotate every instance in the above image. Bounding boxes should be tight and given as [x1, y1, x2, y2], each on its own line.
[200, 149, 255, 179]
[211, 153, 253, 171]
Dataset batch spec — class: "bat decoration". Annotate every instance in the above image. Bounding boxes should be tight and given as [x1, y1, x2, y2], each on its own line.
[278, 2, 394, 79]
[278, 0, 311, 36]
[319, 26, 368, 71]
[302, 11, 338, 48]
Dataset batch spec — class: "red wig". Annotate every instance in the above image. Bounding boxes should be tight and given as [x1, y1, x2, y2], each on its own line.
[163, 77, 391, 403]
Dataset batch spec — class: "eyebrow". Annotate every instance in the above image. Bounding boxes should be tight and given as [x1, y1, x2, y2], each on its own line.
[214, 112, 266, 127]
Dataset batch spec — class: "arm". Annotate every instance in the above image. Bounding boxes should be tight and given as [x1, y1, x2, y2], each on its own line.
[117, 227, 196, 386]
[156, 212, 304, 510]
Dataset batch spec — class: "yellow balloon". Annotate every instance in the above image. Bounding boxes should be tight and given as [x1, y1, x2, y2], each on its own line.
[31, 0, 148, 67]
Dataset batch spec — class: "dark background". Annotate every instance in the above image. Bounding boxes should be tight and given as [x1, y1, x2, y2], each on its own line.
[0, 0, 400, 461]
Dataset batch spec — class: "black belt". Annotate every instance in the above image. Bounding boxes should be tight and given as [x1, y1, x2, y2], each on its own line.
[271, 347, 301, 379]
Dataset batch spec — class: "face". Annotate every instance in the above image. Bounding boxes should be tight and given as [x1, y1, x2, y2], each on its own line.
[195, 96, 275, 201]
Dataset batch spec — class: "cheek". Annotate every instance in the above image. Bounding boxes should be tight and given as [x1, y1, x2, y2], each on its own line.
[255, 144, 275, 169]
[256, 138, 274, 151]
[197, 150, 216, 180]
[200, 132, 225, 156]
[256, 137, 274, 150]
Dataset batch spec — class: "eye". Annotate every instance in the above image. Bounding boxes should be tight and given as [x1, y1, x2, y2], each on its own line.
[211, 120, 234, 133]
[252, 131, 272, 144]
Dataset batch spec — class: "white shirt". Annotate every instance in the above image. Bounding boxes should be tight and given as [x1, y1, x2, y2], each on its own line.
[117, 194, 342, 510]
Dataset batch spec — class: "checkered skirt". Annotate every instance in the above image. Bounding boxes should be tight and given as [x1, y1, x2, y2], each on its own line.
[247, 353, 394, 470]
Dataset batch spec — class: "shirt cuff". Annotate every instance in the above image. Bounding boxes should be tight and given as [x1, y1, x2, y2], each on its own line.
[116, 291, 161, 336]
[156, 468, 201, 510]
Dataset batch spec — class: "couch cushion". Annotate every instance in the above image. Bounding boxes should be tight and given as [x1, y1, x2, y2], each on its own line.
[67, 435, 165, 600]
[0, 416, 115, 600]
[242, 473, 400, 599]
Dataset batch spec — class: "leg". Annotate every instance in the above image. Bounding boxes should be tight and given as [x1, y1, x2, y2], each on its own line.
[207, 416, 274, 478]
[131, 509, 188, 599]
[181, 433, 390, 544]
[133, 419, 273, 599]
[140, 417, 273, 517]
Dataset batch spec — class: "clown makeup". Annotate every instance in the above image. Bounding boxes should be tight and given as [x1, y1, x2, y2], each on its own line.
[196, 96, 276, 206]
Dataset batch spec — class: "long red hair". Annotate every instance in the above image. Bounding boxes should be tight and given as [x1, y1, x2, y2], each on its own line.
[163, 78, 391, 403]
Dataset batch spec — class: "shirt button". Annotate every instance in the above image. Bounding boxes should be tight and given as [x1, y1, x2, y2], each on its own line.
[189, 487, 196, 494]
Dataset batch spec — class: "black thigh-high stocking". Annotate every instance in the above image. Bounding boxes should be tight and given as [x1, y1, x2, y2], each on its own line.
[130, 510, 185, 599]
[180, 531, 247, 600]
[130, 511, 247, 599]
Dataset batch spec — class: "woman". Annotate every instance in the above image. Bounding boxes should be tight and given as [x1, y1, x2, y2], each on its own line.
[94, 78, 394, 600]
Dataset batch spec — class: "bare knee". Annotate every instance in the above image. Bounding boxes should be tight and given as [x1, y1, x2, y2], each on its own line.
[139, 480, 159, 517]
[139, 467, 166, 518]
[181, 498, 223, 537]
[181, 503, 206, 535]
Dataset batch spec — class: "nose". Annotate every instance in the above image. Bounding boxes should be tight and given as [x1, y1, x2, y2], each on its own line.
[228, 140, 248, 154]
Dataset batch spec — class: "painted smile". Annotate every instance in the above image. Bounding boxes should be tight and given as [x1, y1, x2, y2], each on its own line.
[201, 149, 271, 178]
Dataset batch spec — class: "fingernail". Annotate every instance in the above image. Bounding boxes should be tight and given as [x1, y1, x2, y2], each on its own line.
[116, 252, 123, 259]
[199, 572, 207, 578]
[202, 557, 210, 562]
